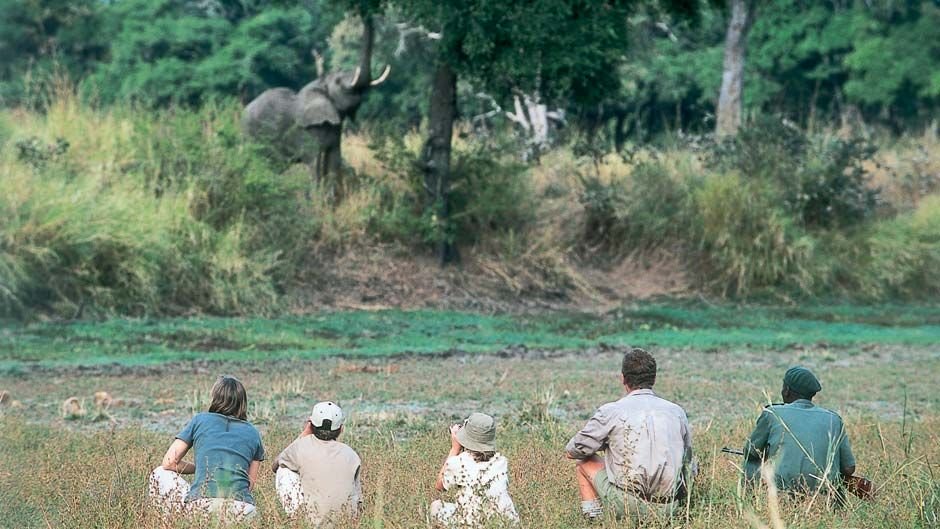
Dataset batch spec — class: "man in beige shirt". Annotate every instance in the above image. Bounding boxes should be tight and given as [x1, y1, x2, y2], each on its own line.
[566, 348, 694, 522]
[273, 401, 362, 526]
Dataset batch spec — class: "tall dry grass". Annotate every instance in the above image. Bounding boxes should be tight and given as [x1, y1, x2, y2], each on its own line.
[0, 414, 936, 528]
[3, 95, 940, 317]
[0, 92, 282, 318]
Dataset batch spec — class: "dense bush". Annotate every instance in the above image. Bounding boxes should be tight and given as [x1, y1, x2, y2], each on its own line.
[579, 161, 695, 251]
[1, 97, 938, 318]
[0, 95, 306, 318]
[709, 117, 879, 229]
[693, 172, 815, 296]
[569, 118, 938, 299]
[840, 195, 940, 300]
[370, 134, 533, 251]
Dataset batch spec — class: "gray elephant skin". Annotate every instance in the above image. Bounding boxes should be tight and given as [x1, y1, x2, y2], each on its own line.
[242, 17, 389, 199]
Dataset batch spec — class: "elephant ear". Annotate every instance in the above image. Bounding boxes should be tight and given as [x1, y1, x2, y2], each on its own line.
[295, 88, 340, 128]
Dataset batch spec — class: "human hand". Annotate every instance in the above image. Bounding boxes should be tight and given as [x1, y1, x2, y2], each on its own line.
[449, 424, 462, 452]
[301, 419, 314, 437]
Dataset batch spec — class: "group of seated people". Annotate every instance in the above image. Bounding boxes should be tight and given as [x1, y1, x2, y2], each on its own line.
[148, 348, 858, 526]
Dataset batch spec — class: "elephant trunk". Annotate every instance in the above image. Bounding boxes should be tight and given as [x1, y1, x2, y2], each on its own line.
[353, 15, 374, 90]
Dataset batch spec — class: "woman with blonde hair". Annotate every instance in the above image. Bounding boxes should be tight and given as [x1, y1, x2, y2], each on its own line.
[149, 375, 265, 524]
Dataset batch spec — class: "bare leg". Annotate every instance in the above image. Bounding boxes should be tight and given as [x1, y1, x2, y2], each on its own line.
[575, 456, 606, 501]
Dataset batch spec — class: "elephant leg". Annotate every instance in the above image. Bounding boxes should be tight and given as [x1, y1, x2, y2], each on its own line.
[326, 141, 343, 203]
[316, 149, 329, 190]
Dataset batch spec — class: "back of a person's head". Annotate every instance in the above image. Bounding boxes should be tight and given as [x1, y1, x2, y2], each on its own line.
[466, 449, 495, 463]
[208, 375, 248, 420]
[313, 420, 341, 441]
[310, 401, 345, 441]
[621, 348, 657, 389]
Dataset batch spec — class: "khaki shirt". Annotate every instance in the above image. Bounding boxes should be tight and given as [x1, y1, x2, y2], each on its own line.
[566, 389, 693, 501]
[277, 435, 362, 525]
[744, 399, 855, 491]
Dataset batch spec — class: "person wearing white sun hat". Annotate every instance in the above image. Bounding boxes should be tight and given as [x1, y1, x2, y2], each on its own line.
[272, 401, 362, 527]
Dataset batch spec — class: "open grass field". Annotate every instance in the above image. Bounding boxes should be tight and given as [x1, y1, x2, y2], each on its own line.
[1, 304, 938, 528]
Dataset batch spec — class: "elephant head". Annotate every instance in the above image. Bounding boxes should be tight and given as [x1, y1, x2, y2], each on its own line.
[296, 68, 390, 127]
[298, 16, 391, 123]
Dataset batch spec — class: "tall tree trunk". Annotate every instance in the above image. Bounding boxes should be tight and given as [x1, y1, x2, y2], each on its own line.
[716, 0, 755, 137]
[422, 62, 459, 265]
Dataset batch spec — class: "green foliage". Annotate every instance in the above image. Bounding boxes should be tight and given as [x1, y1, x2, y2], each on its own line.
[0, 115, 11, 151]
[0, 0, 107, 106]
[399, 0, 651, 110]
[710, 117, 880, 229]
[13, 136, 69, 169]
[571, 117, 937, 299]
[836, 195, 940, 300]
[593, 1, 940, 138]
[844, 3, 940, 124]
[798, 137, 879, 228]
[578, 161, 696, 251]
[694, 172, 815, 296]
[371, 135, 532, 249]
[84, 0, 340, 106]
[0, 162, 280, 319]
[0, 97, 318, 318]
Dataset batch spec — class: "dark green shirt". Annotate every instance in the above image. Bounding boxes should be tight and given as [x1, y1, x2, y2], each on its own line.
[177, 412, 265, 504]
[743, 400, 855, 491]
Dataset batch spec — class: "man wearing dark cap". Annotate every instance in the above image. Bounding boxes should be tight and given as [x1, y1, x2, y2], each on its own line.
[743, 366, 857, 495]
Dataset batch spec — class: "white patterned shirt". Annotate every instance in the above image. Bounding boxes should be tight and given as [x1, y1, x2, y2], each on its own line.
[438, 452, 519, 527]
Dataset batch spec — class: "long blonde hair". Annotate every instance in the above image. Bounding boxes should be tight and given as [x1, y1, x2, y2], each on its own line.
[208, 375, 248, 420]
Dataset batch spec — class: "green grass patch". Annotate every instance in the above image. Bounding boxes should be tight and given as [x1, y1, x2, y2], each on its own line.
[2, 303, 939, 370]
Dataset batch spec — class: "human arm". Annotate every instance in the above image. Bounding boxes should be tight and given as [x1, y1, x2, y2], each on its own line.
[435, 424, 463, 492]
[837, 421, 857, 478]
[681, 412, 696, 477]
[248, 460, 261, 491]
[161, 439, 195, 474]
[565, 408, 611, 460]
[353, 464, 363, 519]
[744, 410, 772, 462]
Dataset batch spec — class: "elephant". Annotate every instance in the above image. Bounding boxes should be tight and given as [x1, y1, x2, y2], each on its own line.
[242, 16, 389, 200]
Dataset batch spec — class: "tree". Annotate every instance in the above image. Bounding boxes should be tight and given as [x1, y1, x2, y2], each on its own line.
[399, 0, 669, 264]
[715, 0, 756, 137]
[843, 2, 940, 131]
[85, 0, 342, 106]
[0, 0, 107, 105]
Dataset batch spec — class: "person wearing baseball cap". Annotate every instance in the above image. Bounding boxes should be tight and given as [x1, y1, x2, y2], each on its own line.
[272, 401, 363, 525]
[743, 366, 857, 500]
[431, 412, 519, 526]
